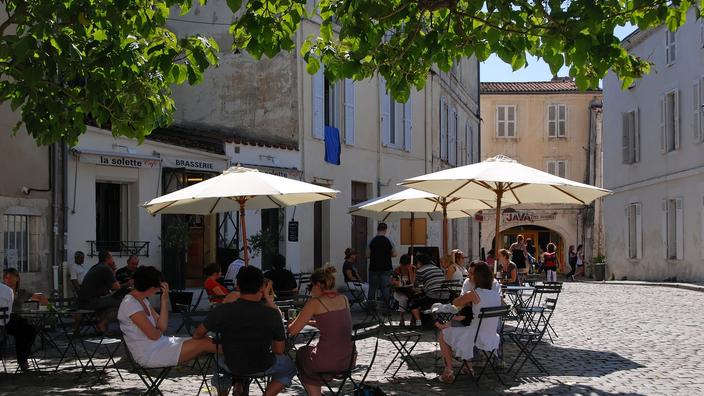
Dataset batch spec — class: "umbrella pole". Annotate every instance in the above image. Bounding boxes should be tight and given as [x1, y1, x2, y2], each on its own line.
[494, 188, 503, 274]
[442, 199, 449, 257]
[410, 212, 415, 264]
[238, 198, 250, 266]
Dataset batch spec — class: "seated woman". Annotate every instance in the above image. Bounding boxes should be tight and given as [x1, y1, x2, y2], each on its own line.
[436, 262, 502, 383]
[203, 263, 230, 304]
[442, 253, 466, 281]
[391, 254, 416, 326]
[118, 266, 216, 368]
[498, 249, 520, 286]
[289, 267, 353, 396]
[3, 268, 48, 371]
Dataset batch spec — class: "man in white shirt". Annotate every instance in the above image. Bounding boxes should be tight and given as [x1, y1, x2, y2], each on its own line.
[224, 252, 245, 284]
[69, 251, 88, 294]
[0, 281, 13, 325]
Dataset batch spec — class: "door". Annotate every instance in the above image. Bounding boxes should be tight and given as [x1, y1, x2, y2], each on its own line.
[351, 182, 369, 281]
[260, 209, 281, 271]
[95, 182, 124, 252]
[314, 201, 323, 270]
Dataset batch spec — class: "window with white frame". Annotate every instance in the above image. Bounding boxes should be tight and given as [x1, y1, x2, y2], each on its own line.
[547, 104, 567, 137]
[2, 214, 41, 273]
[324, 77, 339, 129]
[622, 109, 640, 164]
[344, 79, 355, 145]
[496, 105, 516, 138]
[662, 198, 683, 260]
[665, 29, 676, 65]
[660, 90, 680, 153]
[546, 159, 567, 178]
[625, 203, 642, 259]
[313, 64, 353, 141]
[380, 78, 412, 151]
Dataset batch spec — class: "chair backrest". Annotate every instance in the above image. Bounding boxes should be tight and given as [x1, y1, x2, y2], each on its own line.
[0, 306, 8, 326]
[473, 305, 511, 345]
[297, 272, 312, 293]
[169, 291, 194, 313]
[218, 278, 236, 292]
[544, 297, 558, 311]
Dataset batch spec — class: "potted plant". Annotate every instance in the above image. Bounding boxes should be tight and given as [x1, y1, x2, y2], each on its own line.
[591, 254, 606, 281]
[247, 229, 279, 260]
[161, 218, 190, 289]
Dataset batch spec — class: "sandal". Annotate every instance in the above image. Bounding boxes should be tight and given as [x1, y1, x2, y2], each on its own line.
[439, 370, 455, 384]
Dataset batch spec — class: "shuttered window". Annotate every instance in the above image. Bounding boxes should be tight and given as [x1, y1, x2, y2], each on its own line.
[547, 104, 567, 137]
[622, 109, 640, 164]
[625, 203, 642, 259]
[497, 105, 516, 138]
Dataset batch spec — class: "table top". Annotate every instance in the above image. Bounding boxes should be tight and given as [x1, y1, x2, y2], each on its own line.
[502, 285, 535, 292]
[16, 308, 95, 316]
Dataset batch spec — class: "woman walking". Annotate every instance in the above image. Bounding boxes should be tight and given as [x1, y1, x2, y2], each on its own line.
[567, 245, 577, 281]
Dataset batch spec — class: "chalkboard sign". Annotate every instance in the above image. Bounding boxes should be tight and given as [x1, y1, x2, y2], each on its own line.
[288, 221, 299, 242]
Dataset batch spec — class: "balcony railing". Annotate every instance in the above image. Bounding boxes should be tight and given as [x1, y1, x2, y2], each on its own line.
[87, 241, 150, 258]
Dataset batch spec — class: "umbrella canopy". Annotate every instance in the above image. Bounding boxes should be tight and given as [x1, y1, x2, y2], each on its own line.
[349, 188, 496, 261]
[401, 155, 611, 258]
[144, 166, 339, 265]
[348, 188, 494, 222]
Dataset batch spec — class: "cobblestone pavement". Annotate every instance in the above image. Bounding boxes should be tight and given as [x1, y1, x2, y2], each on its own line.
[1, 282, 703, 395]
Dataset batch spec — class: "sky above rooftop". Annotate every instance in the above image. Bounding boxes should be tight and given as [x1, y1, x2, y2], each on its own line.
[480, 25, 637, 82]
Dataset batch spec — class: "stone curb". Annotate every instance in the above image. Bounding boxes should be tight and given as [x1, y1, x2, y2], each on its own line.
[584, 280, 704, 293]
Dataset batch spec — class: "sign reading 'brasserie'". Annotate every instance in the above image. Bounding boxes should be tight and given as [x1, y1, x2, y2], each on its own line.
[163, 157, 228, 172]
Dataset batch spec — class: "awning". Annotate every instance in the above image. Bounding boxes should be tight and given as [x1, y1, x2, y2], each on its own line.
[71, 149, 162, 169]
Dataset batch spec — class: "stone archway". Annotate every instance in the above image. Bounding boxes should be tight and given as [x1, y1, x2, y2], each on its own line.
[482, 223, 570, 273]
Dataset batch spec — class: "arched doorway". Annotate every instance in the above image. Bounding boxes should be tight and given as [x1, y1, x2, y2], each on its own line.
[492, 225, 566, 273]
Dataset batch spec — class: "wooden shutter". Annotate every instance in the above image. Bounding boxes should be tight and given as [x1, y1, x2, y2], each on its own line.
[548, 104, 556, 137]
[558, 161, 566, 178]
[496, 106, 505, 137]
[695, 79, 703, 142]
[634, 108, 640, 162]
[465, 122, 472, 164]
[635, 203, 643, 259]
[559, 104, 567, 137]
[344, 79, 355, 145]
[625, 206, 631, 258]
[440, 97, 447, 159]
[449, 106, 457, 165]
[674, 90, 680, 149]
[312, 64, 325, 139]
[675, 198, 683, 260]
[622, 112, 630, 164]
[380, 77, 390, 147]
[661, 200, 668, 259]
[508, 105, 516, 137]
[660, 97, 666, 153]
[403, 98, 412, 152]
[547, 161, 556, 175]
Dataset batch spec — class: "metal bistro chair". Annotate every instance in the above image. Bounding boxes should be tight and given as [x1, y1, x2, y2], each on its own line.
[315, 321, 381, 395]
[212, 332, 269, 396]
[296, 272, 312, 296]
[455, 305, 512, 385]
[507, 296, 559, 375]
[121, 334, 174, 396]
[0, 307, 8, 373]
[439, 279, 463, 302]
[346, 281, 369, 311]
[376, 303, 425, 378]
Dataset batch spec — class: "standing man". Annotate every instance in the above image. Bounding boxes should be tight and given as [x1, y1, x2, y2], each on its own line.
[367, 222, 396, 304]
[116, 255, 139, 289]
[69, 251, 88, 294]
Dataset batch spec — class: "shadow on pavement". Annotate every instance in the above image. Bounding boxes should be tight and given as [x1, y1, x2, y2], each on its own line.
[516, 383, 646, 396]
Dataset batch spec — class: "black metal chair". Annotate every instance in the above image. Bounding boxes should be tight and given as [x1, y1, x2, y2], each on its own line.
[346, 281, 369, 311]
[315, 321, 380, 395]
[374, 302, 425, 378]
[0, 307, 8, 373]
[212, 333, 269, 396]
[296, 272, 312, 295]
[455, 305, 511, 385]
[507, 295, 559, 375]
[121, 334, 173, 395]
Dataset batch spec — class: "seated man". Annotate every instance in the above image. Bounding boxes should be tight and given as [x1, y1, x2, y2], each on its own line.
[223, 252, 245, 285]
[408, 253, 445, 327]
[79, 250, 121, 333]
[263, 254, 298, 296]
[116, 254, 139, 289]
[195, 266, 296, 396]
[69, 251, 88, 294]
[339, 248, 369, 298]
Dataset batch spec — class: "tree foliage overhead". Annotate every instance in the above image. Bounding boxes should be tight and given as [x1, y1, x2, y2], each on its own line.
[230, 0, 696, 101]
[0, 0, 218, 146]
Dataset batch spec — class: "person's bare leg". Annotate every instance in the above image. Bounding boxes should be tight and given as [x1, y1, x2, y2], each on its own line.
[217, 386, 231, 396]
[264, 380, 285, 396]
[438, 331, 454, 370]
[178, 338, 217, 363]
[411, 308, 421, 322]
[303, 383, 322, 396]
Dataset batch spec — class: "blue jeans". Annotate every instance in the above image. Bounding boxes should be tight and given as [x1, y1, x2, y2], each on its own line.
[212, 354, 296, 392]
[367, 270, 391, 305]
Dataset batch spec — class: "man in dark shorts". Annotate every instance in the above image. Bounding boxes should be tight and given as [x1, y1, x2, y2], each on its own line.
[367, 222, 397, 305]
[79, 250, 121, 333]
[195, 266, 296, 395]
[408, 254, 445, 327]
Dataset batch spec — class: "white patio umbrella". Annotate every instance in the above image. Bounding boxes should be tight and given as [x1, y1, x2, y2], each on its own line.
[401, 155, 611, 263]
[349, 188, 496, 257]
[144, 166, 339, 265]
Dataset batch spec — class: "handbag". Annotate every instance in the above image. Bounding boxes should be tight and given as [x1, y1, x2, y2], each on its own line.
[353, 385, 387, 396]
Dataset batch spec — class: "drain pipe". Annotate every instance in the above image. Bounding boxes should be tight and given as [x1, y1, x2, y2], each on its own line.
[61, 141, 69, 297]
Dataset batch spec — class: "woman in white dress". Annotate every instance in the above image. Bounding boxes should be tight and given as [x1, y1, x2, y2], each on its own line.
[118, 266, 216, 368]
[442, 254, 466, 281]
[436, 262, 502, 383]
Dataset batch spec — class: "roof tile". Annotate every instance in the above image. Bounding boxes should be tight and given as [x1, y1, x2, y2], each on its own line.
[481, 79, 601, 94]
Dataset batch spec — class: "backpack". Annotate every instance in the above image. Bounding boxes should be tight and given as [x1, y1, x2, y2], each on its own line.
[544, 252, 557, 270]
